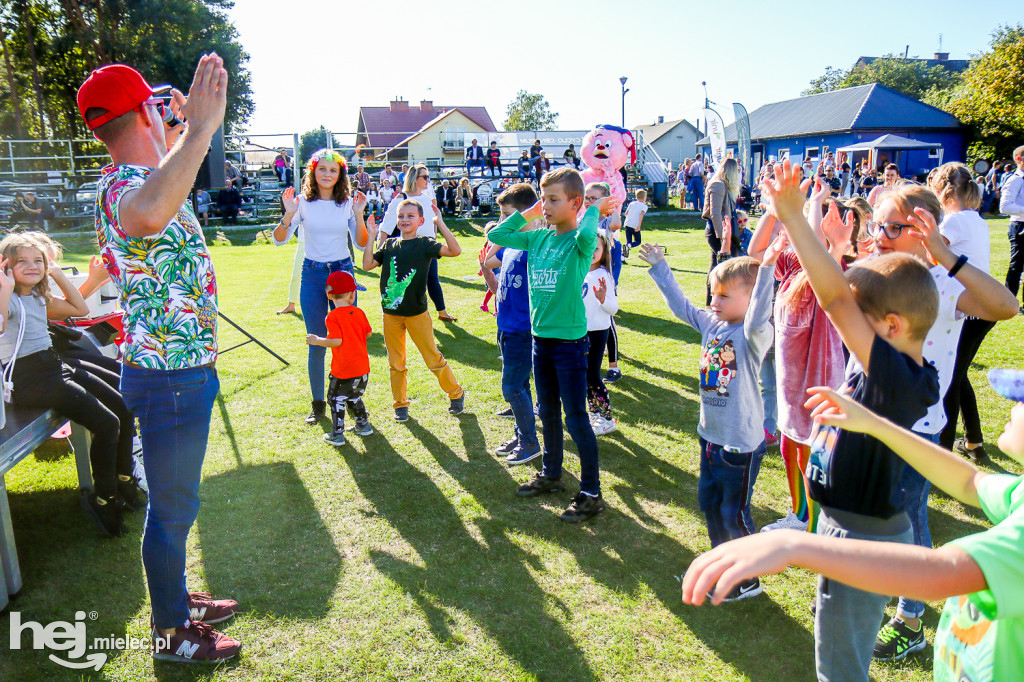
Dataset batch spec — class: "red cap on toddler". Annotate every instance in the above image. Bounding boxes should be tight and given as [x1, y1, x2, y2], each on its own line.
[326, 271, 357, 296]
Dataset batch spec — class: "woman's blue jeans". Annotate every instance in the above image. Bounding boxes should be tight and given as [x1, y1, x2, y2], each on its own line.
[300, 257, 355, 401]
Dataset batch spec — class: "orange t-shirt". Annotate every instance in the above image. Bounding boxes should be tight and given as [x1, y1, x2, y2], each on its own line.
[325, 305, 372, 379]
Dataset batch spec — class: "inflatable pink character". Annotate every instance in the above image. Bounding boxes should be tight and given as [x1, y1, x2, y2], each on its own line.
[580, 124, 636, 206]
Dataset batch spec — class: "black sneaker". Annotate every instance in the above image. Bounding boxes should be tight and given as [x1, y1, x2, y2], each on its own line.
[953, 437, 988, 463]
[560, 492, 605, 523]
[352, 421, 373, 436]
[496, 406, 514, 418]
[516, 473, 566, 497]
[874, 617, 926, 661]
[394, 407, 409, 422]
[81, 492, 126, 537]
[305, 400, 326, 424]
[604, 368, 623, 383]
[449, 392, 466, 415]
[719, 577, 763, 602]
[116, 475, 148, 512]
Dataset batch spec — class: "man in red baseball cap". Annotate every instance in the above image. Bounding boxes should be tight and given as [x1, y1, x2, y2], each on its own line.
[81, 56, 242, 664]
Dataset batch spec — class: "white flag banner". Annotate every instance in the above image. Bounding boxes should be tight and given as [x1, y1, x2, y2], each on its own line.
[702, 108, 727, 170]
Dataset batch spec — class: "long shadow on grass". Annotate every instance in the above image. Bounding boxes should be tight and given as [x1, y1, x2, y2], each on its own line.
[434, 322, 502, 372]
[346, 430, 598, 680]
[195, 462, 343, 620]
[1, 488, 146, 680]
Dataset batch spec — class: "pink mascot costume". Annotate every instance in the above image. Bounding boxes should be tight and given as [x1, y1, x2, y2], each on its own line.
[580, 124, 636, 206]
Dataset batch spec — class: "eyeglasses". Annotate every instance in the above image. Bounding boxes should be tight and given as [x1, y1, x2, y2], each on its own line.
[737, 219, 749, 225]
[867, 221, 913, 239]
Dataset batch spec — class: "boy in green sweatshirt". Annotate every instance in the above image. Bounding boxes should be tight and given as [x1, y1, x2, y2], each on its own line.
[488, 167, 616, 523]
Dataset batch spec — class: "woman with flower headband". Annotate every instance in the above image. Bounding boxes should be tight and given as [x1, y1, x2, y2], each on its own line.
[275, 148, 369, 424]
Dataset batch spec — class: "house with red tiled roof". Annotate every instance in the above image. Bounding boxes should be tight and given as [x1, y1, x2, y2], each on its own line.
[357, 98, 497, 163]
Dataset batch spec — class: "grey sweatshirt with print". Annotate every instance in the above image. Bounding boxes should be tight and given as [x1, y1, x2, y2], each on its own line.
[648, 259, 774, 452]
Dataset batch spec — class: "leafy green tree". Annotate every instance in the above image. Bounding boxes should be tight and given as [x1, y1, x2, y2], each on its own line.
[802, 66, 850, 95]
[945, 24, 1024, 157]
[0, 0, 254, 139]
[802, 54, 961, 101]
[503, 91, 558, 131]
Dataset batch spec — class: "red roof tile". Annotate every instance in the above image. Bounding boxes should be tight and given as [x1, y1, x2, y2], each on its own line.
[358, 103, 496, 150]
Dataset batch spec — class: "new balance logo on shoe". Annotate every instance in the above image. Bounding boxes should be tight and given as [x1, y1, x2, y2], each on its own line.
[189, 607, 207, 622]
[176, 641, 200, 659]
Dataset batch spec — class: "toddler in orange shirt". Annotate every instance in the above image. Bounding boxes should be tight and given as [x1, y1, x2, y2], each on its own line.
[307, 270, 373, 446]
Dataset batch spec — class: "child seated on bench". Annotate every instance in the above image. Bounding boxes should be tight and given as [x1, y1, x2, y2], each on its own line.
[0, 232, 146, 537]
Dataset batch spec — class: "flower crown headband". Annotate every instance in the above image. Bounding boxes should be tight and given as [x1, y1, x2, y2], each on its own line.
[308, 148, 348, 170]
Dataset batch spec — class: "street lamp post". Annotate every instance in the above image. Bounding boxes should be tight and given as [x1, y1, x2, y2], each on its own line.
[619, 76, 629, 128]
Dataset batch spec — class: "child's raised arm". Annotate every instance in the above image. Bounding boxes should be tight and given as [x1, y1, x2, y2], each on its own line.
[640, 243, 711, 333]
[436, 216, 461, 257]
[488, 202, 540, 250]
[763, 161, 878, 372]
[361, 218, 381, 271]
[46, 262, 90, 319]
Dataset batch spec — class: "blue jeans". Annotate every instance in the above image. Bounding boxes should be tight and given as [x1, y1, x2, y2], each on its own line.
[120, 365, 219, 630]
[611, 240, 622, 285]
[300, 257, 355, 401]
[698, 437, 766, 547]
[760, 346, 778, 434]
[688, 177, 705, 212]
[533, 336, 600, 495]
[896, 431, 939, 619]
[499, 330, 538, 450]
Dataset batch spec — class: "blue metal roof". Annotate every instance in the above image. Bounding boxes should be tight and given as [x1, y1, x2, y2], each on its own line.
[697, 84, 961, 145]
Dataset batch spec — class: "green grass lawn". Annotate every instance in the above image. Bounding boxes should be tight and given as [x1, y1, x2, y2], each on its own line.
[2, 210, 1022, 681]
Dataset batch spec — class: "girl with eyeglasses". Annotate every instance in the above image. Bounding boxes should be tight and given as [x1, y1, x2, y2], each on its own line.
[274, 148, 369, 424]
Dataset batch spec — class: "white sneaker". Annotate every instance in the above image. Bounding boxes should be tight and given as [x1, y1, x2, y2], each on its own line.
[594, 416, 618, 436]
[759, 511, 806, 533]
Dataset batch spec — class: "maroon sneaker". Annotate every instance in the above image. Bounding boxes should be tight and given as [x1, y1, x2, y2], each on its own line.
[188, 592, 238, 625]
[152, 621, 241, 663]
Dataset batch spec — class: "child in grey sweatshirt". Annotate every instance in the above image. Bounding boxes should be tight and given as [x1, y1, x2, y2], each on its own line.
[641, 243, 775, 601]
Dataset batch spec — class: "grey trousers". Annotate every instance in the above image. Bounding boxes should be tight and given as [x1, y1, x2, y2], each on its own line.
[814, 507, 913, 682]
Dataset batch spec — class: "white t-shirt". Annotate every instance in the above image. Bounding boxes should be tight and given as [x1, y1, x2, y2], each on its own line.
[379, 190, 436, 238]
[939, 210, 991, 275]
[583, 266, 618, 331]
[624, 200, 648, 228]
[273, 196, 361, 262]
[914, 265, 967, 434]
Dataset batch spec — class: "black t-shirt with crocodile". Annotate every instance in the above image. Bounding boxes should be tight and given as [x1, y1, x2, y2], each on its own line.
[373, 236, 442, 317]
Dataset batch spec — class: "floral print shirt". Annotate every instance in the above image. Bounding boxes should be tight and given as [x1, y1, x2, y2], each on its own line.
[95, 164, 218, 369]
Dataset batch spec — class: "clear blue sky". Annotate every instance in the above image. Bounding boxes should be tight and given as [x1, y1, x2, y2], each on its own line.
[229, 0, 1020, 137]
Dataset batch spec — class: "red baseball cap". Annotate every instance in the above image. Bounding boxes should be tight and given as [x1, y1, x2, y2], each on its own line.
[77, 64, 171, 130]
[326, 271, 357, 296]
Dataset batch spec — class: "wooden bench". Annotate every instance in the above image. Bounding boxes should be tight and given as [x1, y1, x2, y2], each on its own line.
[0, 407, 92, 610]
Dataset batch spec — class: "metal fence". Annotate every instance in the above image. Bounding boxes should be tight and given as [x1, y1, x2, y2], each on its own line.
[0, 128, 668, 236]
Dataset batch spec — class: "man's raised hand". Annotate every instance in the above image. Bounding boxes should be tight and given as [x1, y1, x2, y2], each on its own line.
[179, 53, 228, 137]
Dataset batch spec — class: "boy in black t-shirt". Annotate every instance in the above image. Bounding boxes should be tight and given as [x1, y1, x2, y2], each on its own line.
[362, 200, 466, 421]
[758, 160, 940, 682]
